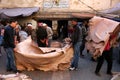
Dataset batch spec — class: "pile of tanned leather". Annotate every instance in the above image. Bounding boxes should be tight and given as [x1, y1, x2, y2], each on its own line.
[0, 73, 32, 80]
[14, 37, 73, 71]
[111, 73, 120, 80]
[85, 16, 120, 59]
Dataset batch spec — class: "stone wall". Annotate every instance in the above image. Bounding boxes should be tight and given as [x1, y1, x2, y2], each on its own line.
[0, 0, 119, 12]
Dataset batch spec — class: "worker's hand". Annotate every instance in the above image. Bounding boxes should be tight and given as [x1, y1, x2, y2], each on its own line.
[14, 41, 19, 46]
[13, 48, 17, 52]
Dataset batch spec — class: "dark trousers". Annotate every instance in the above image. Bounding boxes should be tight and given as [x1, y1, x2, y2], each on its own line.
[95, 48, 113, 73]
[80, 38, 86, 55]
[119, 46, 120, 63]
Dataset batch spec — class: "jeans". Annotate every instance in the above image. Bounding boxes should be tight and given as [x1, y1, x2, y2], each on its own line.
[5, 48, 17, 71]
[71, 42, 82, 68]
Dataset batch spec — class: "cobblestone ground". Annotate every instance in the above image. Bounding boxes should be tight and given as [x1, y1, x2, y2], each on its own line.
[0, 47, 120, 80]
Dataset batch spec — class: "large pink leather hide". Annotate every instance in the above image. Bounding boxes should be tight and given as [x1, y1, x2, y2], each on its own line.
[14, 37, 73, 71]
[86, 16, 119, 58]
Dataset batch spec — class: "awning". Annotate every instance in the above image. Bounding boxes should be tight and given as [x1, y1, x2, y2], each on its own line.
[0, 13, 10, 19]
[0, 7, 39, 17]
[99, 3, 120, 18]
[34, 12, 96, 20]
[101, 3, 120, 15]
[71, 13, 96, 18]
[34, 14, 71, 20]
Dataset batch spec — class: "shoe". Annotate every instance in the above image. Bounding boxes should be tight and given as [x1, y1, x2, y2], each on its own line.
[6, 69, 12, 72]
[107, 72, 113, 75]
[69, 67, 76, 71]
[13, 70, 22, 73]
[80, 54, 84, 58]
[95, 72, 101, 76]
[91, 57, 97, 62]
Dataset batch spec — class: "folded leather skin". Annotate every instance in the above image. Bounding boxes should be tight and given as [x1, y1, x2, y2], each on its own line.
[14, 37, 74, 71]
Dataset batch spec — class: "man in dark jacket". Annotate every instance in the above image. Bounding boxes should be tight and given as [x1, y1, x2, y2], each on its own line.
[69, 19, 82, 70]
[36, 23, 48, 47]
[3, 19, 19, 73]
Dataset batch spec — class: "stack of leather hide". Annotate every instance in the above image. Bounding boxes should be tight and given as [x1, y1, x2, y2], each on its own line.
[14, 37, 73, 71]
[111, 73, 120, 80]
[0, 73, 31, 80]
[85, 16, 120, 58]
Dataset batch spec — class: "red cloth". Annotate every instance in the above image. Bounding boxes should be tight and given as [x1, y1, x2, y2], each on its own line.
[104, 40, 110, 51]
[104, 34, 116, 51]
[68, 28, 74, 33]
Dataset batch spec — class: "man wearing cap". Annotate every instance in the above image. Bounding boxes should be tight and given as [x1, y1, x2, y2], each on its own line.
[26, 23, 33, 36]
[36, 23, 48, 47]
[42, 23, 53, 47]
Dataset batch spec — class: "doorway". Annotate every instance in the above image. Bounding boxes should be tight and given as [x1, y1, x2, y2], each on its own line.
[57, 20, 68, 39]
[38, 20, 52, 27]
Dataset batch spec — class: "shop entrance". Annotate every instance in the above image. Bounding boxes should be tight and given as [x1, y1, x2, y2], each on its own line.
[38, 20, 52, 27]
[57, 20, 68, 39]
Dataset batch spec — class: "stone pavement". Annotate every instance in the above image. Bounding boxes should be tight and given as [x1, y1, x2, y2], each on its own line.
[0, 47, 120, 80]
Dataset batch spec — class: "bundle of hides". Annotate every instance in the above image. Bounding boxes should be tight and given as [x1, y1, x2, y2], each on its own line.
[111, 73, 120, 80]
[14, 37, 73, 71]
[0, 73, 32, 80]
[85, 16, 120, 58]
